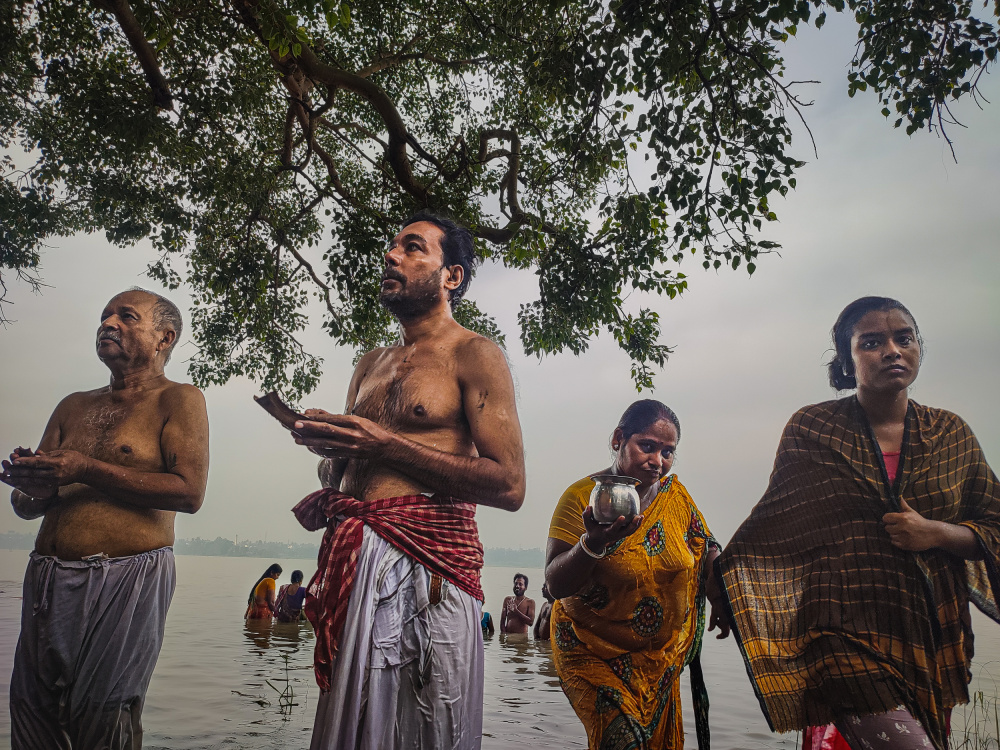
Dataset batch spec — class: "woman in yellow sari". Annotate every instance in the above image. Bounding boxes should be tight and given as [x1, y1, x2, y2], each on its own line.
[546, 400, 730, 749]
[245, 563, 282, 620]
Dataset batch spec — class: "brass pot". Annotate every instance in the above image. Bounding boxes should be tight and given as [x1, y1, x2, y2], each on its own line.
[588, 474, 641, 525]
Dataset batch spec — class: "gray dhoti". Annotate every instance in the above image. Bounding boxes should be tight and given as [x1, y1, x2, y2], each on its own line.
[10, 547, 176, 750]
[310, 526, 485, 750]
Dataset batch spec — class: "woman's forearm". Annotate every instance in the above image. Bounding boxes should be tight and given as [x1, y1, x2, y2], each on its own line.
[936, 522, 983, 560]
[703, 547, 725, 603]
[545, 538, 603, 599]
[883, 502, 984, 559]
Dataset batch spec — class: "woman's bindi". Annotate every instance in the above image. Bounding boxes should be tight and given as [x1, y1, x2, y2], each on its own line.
[414, 404, 427, 417]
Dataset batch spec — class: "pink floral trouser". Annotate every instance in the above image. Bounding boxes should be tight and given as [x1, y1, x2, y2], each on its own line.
[832, 709, 934, 750]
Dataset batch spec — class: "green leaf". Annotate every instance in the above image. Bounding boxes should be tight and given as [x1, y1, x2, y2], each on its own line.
[1, 0, 985, 395]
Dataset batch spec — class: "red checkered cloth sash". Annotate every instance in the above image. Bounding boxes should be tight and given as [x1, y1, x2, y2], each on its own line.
[292, 489, 484, 691]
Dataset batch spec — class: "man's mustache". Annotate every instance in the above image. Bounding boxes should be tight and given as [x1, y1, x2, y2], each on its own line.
[382, 268, 406, 283]
[98, 331, 122, 344]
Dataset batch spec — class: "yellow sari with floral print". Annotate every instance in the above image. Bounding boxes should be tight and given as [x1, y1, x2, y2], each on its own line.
[548, 474, 716, 750]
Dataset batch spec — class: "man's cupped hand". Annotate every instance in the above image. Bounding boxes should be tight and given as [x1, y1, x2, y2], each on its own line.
[1, 447, 80, 497]
[291, 409, 391, 459]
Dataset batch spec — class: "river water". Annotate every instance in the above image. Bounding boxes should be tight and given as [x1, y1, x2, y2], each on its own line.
[1, 550, 998, 749]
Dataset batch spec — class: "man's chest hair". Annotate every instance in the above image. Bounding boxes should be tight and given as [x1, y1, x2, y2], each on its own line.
[62, 393, 164, 463]
[353, 351, 463, 431]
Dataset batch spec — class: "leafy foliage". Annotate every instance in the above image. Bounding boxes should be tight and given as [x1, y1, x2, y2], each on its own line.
[0, 0, 995, 394]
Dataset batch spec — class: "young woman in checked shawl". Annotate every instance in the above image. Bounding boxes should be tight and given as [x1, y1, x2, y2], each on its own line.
[719, 297, 1000, 750]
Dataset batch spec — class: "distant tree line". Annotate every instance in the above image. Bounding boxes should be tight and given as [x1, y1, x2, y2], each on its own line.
[484, 547, 544, 569]
[173, 536, 321, 558]
[1, 531, 34, 550]
[0, 531, 321, 558]
[2, 530, 543, 567]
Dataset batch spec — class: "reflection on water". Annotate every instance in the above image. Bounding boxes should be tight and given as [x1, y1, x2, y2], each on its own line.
[0, 554, 786, 749]
[238, 618, 315, 720]
[137, 557, 325, 749]
[496, 633, 561, 692]
[4, 551, 998, 749]
[0, 554, 781, 749]
[243, 617, 312, 652]
[483, 633, 585, 748]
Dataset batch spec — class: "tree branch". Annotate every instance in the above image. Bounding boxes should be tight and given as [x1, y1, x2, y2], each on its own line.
[232, 0, 430, 202]
[357, 52, 490, 78]
[229, 0, 557, 244]
[93, 0, 174, 109]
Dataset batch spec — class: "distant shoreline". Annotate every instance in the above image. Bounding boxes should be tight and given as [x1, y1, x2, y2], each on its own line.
[0, 531, 543, 568]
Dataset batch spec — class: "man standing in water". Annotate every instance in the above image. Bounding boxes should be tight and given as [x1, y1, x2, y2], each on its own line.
[289, 212, 525, 749]
[2, 289, 209, 750]
[500, 573, 535, 634]
[533, 583, 555, 641]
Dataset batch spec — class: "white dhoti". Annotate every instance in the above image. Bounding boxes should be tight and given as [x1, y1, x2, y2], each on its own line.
[310, 527, 484, 750]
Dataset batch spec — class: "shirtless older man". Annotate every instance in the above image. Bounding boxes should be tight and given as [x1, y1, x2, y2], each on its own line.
[288, 212, 525, 750]
[2, 288, 209, 750]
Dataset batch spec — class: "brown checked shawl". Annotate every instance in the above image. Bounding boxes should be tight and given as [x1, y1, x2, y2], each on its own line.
[718, 397, 1000, 750]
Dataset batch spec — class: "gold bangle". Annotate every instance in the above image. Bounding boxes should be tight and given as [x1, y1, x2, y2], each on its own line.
[579, 532, 607, 559]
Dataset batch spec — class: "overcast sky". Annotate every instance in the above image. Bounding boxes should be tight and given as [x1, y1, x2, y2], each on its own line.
[2, 16, 998, 551]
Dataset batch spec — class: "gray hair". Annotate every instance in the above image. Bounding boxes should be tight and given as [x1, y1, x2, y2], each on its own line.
[128, 287, 183, 363]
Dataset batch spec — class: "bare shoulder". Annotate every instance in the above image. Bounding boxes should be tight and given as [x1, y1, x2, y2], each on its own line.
[159, 382, 207, 414]
[53, 388, 104, 415]
[347, 347, 390, 399]
[454, 332, 509, 378]
[353, 346, 389, 376]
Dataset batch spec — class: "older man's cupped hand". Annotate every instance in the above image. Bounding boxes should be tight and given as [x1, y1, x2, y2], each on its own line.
[291, 409, 392, 459]
[1, 447, 70, 498]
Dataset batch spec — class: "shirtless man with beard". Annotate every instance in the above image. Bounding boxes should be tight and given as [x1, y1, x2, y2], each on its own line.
[2, 288, 209, 750]
[289, 212, 525, 750]
[500, 572, 536, 635]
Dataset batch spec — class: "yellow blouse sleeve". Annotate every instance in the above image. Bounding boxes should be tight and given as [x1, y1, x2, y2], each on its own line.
[256, 578, 276, 598]
[548, 477, 595, 546]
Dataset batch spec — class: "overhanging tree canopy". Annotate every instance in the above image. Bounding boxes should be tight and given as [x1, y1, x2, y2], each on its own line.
[1, 0, 996, 396]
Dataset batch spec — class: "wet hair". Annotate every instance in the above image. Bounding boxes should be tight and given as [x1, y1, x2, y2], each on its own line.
[401, 212, 476, 306]
[247, 563, 283, 605]
[828, 296, 921, 391]
[616, 399, 681, 443]
[514, 573, 529, 587]
[291, 570, 304, 584]
[127, 286, 183, 363]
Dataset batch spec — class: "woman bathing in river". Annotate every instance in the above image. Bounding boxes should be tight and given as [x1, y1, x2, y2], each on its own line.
[245, 563, 282, 620]
[275, 569, 307, 623]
